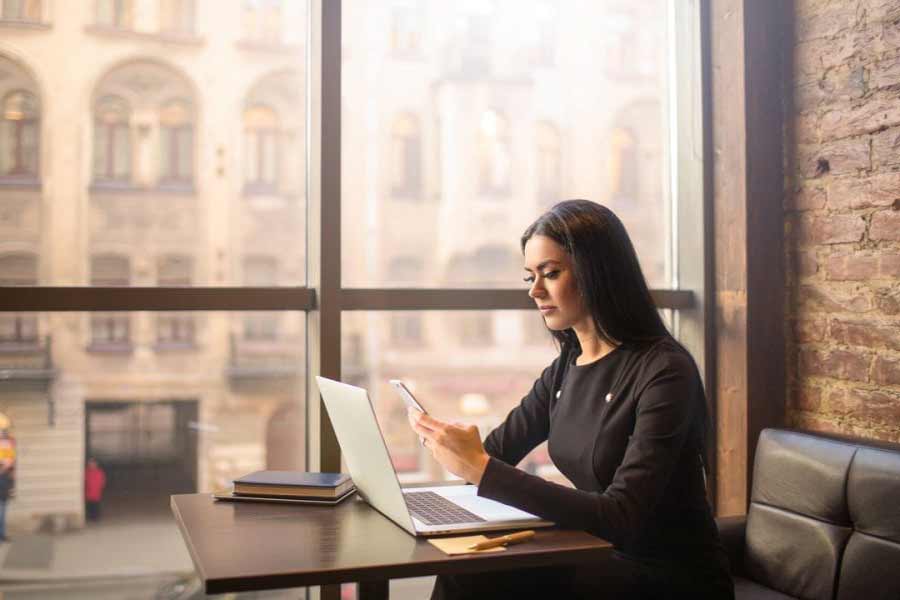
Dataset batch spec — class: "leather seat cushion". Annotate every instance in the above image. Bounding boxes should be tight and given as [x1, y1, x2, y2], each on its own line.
[744, 503, 851, 599]
[836, 532, 900, 600]
[847, 448, 900, 541]
[750, 429, 855, 523]
[734, 576, 797, 600]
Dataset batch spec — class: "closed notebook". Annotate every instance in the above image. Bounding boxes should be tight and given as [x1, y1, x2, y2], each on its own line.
[233, 471, 354, 499]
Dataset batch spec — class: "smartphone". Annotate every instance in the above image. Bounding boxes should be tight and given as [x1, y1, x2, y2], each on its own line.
[389, 379, 427, 414]
[390, 379, 428, 447]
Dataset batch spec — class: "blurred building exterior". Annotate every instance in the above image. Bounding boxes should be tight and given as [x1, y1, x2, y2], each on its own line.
[0, 0, 667, 532]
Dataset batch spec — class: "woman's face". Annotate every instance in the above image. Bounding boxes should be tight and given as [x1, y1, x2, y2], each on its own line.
[523, 235, 590, 332]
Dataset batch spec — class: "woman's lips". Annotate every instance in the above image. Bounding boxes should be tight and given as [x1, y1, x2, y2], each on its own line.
[539, 306, 557, 313]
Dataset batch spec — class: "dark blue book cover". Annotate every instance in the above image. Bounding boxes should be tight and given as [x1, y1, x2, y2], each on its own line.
[234, 471, 351, 488]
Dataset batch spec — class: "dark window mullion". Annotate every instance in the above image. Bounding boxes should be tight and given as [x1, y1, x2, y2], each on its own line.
[340, 288, 693, 311]
[0, 287, 316, 312]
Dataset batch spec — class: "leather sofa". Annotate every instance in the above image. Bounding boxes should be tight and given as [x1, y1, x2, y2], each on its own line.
[717, 428, 900, 599]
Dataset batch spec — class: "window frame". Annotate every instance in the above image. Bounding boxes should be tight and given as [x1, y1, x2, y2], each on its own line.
[0, 0, 707, 496]
[1, 89, 40, 179]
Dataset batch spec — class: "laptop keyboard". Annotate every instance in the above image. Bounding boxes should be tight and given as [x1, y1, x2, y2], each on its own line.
[404, 491, 486, 526]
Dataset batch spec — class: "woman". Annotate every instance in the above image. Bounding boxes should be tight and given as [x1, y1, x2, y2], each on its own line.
[409, 200, 734, 599]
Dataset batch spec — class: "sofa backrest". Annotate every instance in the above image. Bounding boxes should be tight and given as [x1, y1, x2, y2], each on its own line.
[837, 446, 900, 600]
[744, 429, 900, 600]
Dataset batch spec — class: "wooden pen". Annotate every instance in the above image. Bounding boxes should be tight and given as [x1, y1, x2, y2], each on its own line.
[467, 530, 536, 551]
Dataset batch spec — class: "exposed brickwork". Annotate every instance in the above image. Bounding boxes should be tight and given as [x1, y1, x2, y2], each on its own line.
[787, 0, 900, 443]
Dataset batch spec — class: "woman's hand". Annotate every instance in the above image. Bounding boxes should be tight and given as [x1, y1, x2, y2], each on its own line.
[407, 409, 490, 485]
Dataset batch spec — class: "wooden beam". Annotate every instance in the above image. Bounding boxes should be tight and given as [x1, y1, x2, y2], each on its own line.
[709, 0, 787, 516]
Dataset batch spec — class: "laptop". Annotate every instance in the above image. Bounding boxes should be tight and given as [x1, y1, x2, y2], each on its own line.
[315, 376, 553, 536]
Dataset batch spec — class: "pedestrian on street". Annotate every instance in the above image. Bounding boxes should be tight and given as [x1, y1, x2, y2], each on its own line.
[85, 458, 107, 522]
[0, 414, 17, 542]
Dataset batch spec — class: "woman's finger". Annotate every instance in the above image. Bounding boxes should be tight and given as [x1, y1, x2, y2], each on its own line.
[415, 412, 449, 432]
[410, 418, 437, 442]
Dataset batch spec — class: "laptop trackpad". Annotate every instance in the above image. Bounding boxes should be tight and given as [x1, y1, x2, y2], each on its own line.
[425, 485, 542, 521]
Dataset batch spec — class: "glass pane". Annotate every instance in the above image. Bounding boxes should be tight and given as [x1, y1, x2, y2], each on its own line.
[0, 121, 12, 174]
[4, 5, 307, 287]
[342, 311, 565, 485]
[342, 1, 672, 288]
[159, 127, 173, 178]
[22, 120, 38, 173]
[179, 128, 193, 178]
[0, 311, 306, 598]
[112, 125, 130, 178]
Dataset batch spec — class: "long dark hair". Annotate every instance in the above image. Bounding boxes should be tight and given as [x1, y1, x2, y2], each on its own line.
[521, 199, 670, 352]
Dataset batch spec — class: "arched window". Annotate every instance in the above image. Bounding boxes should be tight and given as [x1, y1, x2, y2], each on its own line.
[90, 254, 131, 349]
[390, 113, 421, 199]
[93, 96, 132, 182]
[1, 0, 42, 22]
[96, 0, 133, 28]
[0, 252, 38, 345]
[478, 109, 511, 195]
[608, 126, 638, 203]
[157, 254, 194, 346]
[534, 0, 557, 66]
[157, 254, 192, 286]
[0, 90, 39, 178]
[388, 256, 424, 345]
[160, 0, 194, 34]
[242, 0, 283, 42]
[473, 244, 517, 287]
[159, 99, 194, 184]
[91, 254, 130, 286]
[244, 105, 280, 192]
[390, 5, 420, 56]
[536, 121, 561, 207]
[243, 256, 279, 340]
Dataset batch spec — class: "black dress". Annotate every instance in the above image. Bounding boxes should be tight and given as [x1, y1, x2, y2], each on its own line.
[432, 337, 734, 599]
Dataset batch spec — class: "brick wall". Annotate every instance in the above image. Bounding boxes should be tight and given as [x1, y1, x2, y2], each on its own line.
[786, 0, 900, 442]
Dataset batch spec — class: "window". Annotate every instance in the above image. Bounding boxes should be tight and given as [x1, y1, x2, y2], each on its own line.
[533, 1, 557, 66]
[156, 255, 194, 346]
[159, 99, 194, 185]
[390, 113, 422, 199]
[90, 255, 131, 349]
[0, 2, 703, 597]
[0, 90, 39, 178]
[93, 96, 132, 183]
[522, 312, 550, 346]
[0, 253, 37, 345]
[1, 0, 41, 22]
[609, 126, 638, 203]
[459, 312, 493, 346]
[536, 120, 560, 208]
[243, 256, 279, 340]
[388, 257, 424, 345]
[478, 109, 511, 195]
[242, 0, 283, 43]
[93, 62, 196, 190]
[244, 105, 279, 193]
[96, 0, 133, 29]
[160, 0, 194, 35]
[390, 4, 420, 56]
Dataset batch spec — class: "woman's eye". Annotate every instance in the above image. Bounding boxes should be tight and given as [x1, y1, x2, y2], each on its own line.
[543, 271, 560, 279]
[523, 276, 535, 284]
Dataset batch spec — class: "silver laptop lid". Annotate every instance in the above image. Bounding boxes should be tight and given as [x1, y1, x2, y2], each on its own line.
[315, 377, 416, 535]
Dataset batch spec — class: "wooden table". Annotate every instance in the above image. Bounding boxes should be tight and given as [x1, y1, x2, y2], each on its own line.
[171, 492, 612, 598]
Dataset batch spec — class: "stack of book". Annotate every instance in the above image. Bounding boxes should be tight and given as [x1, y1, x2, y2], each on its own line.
[214, 471, 356, 505]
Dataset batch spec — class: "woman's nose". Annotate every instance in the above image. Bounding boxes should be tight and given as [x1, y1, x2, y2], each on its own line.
[528, 282, 545, 299]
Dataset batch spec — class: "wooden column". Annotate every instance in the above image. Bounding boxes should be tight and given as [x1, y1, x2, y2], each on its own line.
[708, 0, 788, 515]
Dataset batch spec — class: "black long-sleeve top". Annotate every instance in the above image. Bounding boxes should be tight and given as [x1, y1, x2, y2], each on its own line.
[478, 337, 725, 564]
